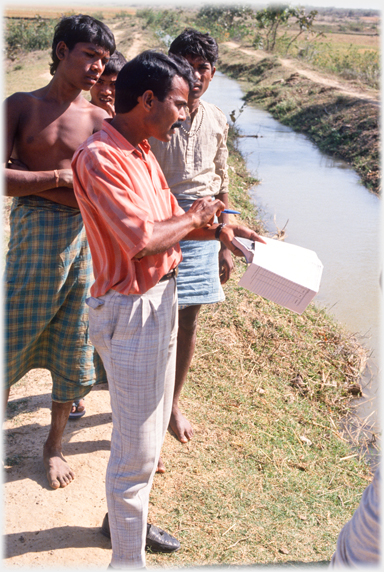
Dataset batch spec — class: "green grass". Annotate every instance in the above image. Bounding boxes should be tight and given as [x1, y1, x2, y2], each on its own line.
[5, 16, 57, 59]
[301, 41, 379, 88]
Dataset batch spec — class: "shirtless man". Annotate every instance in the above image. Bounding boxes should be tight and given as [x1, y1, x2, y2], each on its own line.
[4, 14, 115, 489]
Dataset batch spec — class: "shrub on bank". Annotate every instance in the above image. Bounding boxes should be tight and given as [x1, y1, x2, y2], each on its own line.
[5, 16, 57, 59]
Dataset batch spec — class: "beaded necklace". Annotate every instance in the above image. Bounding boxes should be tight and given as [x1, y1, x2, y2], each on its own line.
[180, 104, 205, 137]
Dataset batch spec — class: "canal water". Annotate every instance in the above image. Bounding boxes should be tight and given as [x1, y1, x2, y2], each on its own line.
[204, 72, 381, 431]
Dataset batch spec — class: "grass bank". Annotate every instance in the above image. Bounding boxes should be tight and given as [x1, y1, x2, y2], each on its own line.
[147, 131, 375, 567]
[218, 45, 380, 194]
[3, 12, 378, 566]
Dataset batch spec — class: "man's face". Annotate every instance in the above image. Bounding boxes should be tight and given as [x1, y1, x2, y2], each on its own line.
[60, 41, 111, 91]
[90, 73, 118, 111]
[183, 54, 215, 101]
[149, 75, 189, 142]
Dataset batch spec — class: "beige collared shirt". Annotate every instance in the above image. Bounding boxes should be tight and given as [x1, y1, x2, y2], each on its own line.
[149, 100, 229, 201]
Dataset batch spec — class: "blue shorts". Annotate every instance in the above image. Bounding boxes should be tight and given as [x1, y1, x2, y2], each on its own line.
[176, 238, 225, 307]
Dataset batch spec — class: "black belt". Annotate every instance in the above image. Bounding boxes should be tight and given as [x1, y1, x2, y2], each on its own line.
[159, 267, 178, 282]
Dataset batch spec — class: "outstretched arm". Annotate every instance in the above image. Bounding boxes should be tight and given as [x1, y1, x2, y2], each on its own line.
[187, 222, 266, 256]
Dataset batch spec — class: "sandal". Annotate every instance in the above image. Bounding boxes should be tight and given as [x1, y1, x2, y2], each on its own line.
[68, 399, 86, 419]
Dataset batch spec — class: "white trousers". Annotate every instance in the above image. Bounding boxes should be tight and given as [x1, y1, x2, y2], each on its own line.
[88, 278, 178, 568]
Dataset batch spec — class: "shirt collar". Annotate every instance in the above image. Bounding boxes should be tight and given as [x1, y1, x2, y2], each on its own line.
[101, 118, 151, 156]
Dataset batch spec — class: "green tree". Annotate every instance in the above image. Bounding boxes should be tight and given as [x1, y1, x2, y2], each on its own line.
[198, 5, 252, 31]
[253, 4, 320, 54]
[197, 5, 253, 39]
[283, 6, 321, 55]
[253, 4, 293, 52]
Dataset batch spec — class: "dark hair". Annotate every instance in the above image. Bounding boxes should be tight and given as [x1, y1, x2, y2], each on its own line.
[103, 50, 127, 76]
[169, 28, 218, 66]
[50, 14, 116, 75]
[115, 50, 195, 114]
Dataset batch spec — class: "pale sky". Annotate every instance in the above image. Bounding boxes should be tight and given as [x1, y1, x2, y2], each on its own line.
[1, 0, 382, 11]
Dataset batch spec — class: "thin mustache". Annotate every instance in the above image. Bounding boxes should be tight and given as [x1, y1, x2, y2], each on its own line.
[171, 121, 183, 129]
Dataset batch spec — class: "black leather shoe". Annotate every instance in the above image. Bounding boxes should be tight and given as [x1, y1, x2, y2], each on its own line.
[101, 513, 180, 553]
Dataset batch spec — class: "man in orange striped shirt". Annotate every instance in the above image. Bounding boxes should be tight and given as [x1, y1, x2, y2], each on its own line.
[72, 50, 265, 568]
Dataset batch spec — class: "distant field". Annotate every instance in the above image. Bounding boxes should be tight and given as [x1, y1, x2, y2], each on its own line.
[4, 6, 136, 18]
[283, 28, 379, 51]
[316, 33, 379, 50]
[4, 5, 380, 90]
[273, 13, 379, 87]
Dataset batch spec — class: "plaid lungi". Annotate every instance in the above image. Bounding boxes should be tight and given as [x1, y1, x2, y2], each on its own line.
[4, 196, 107, 402]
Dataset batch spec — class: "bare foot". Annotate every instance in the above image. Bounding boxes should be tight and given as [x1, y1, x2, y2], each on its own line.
[43, 446, 75, 489]
[156, 456, 166, 473]
[168, 406, 193, 443]
[69, 399, 85, 419]
[71, 398, 85, 415]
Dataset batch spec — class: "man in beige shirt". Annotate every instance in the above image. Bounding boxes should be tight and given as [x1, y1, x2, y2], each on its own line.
[150, 29, 234, 470]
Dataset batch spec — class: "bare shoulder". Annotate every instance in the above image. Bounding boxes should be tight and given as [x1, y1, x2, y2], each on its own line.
[5, 92, 32, 126]
[5, 86, 48, 114]
[77, 96, 109, 130]
[6, 90, 34, 109]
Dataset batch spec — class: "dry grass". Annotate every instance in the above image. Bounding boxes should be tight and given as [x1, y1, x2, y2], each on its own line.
[145, 264, 374, 566]
[316, 33, 379, 49]
[281, 28, 379, 50]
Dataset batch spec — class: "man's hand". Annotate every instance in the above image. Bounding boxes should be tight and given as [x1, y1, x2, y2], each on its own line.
[58, 169, 74, 188]
[219, 225, 266, 256]
[188, 197, 225, 229]
[104, 101, 116, 118]
[7, 159, 73, 188]
[219, 246, 234, 284]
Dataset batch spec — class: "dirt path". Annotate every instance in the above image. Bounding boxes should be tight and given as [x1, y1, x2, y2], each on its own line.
[4, 373, 114, 567]
[4, 370, 182, 567]
[125, 34, 145, 60]
[222, 41, 379, 104]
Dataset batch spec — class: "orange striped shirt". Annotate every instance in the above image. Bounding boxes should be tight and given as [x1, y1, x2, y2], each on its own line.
[71, 119, 184, 296]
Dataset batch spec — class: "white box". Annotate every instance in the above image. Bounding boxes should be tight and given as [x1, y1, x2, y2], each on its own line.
[232, 236, 323, 315]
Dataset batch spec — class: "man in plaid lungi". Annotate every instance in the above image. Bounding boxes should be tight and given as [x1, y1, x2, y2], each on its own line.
[4, 15, 115, 489]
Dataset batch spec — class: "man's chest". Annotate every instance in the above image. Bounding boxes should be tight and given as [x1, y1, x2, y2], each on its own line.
[153, 125, 222, 179]
[17, 103, 96, 164]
